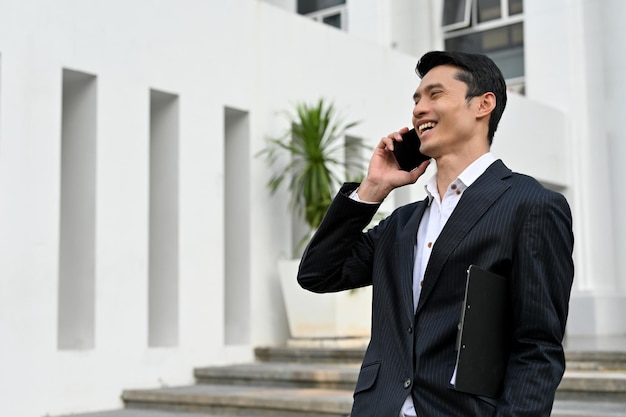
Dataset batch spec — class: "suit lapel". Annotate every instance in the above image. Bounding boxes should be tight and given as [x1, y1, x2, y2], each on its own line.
[398, 198, 428, 319]
[416, 160, 512, 314]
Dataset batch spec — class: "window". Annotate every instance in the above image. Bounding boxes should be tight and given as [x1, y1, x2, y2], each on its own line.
[298, 0, 347, 30]
[442, 0, 524, 90]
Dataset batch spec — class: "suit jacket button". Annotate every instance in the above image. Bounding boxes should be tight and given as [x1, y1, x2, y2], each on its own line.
[407, 326, 413, 333]
[403, 378, 412, 388]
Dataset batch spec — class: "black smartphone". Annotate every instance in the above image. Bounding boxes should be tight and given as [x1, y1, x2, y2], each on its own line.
[392, 128, 431, 171]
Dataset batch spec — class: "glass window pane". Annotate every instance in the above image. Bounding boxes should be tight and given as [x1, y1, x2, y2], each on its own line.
[322, 13, 342, 29]
[477, 0, 502, 23]
[446, 34, 481, 55]
[298, 0, 346, 14]
[445, 22, 523, 53]
[488, 46, 525, 79]
[511, 22, 523, 43]
[482, 26, 510, 50]
[442, 0, 470, 27]
[509, 0, 523, 15]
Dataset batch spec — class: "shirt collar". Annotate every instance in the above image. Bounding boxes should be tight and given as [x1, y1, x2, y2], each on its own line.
[458, 152, 497, 188]
[424, 152, 497, 204]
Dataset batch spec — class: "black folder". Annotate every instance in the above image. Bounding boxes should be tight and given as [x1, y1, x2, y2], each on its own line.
[453, 265, 510, 398]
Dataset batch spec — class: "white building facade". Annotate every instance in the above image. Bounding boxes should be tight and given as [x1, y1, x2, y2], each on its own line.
[0, 0, 623, 416]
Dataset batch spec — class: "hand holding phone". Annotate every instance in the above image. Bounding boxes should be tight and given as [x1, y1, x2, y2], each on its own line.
[392, 128, 431, 172]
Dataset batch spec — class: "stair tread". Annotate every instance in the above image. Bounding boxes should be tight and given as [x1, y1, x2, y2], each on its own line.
[53, 409, 254, 417]
[123, 384, 353, 413]
[193, 361, 626, 390]
[552, 399, 626, 416]
[125, 383, 352, 396]
[258, 345, 626, 357]
[196, 361, 626, 378]
[197, 362, 359, 372]
[254, 345, 365, 363]
[195, 362, 359, 379]
[564, 371, 626, 378]
[565, 351, 626, 361]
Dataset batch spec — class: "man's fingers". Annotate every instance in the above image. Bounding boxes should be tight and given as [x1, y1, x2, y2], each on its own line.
[380, 128, 409, 151]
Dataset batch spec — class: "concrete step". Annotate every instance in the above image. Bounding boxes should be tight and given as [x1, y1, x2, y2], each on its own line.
[52, 409, 254, 417]
[194, 362, 359, 390]
[110, 392, 626, 417]
[255, 344, 626, 367]
[57, 345, 626, 417]
[254, 345, 365, 364]
[195, 361, 626, 397]
[566, 351, 626, 371]
[55, 399, 626, 417]
[558, 370, 626, 402]
[119, 380, 626, 417]
[56, 399, 626, 417]
[121, 384, 352, 417]
[551, 399, 626, 417]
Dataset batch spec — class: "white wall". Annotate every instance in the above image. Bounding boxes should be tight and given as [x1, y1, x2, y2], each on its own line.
[348, 0, 441, 56]
[0, 1, 417, 416]
[525, 0, 626, 335]
[0, 0, 617, 416]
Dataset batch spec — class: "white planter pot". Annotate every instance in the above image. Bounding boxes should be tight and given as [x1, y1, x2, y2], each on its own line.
[278, 259, 372, 339]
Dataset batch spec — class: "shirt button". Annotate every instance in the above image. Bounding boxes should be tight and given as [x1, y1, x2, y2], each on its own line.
[451, 184, 457, 190]
[427, 241, 433, 248]
[420, 280, 424, 287]
[403, 378, 412, 389]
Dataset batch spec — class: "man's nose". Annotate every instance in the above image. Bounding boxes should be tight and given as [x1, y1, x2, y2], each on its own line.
[413, 100, 428, 119]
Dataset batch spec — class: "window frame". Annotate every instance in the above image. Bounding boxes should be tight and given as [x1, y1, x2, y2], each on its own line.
[442, 0, 473, 32]
[443, 13, 524, 44]
[305, 4, 347, 30]
[443, 0, 523, 38]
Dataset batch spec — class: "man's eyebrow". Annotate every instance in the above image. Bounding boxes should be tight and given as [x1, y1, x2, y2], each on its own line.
[413, 83, 445, 101]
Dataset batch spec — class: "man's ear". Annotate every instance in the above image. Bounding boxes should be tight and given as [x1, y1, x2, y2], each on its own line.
[476, 92, 496, 119]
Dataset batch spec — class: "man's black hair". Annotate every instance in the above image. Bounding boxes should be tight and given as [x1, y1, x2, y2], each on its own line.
[416, 51, 507, 144]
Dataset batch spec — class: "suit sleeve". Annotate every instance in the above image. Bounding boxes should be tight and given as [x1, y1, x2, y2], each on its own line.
[297, 183, 383, 293]
[497, 191, 574, 416]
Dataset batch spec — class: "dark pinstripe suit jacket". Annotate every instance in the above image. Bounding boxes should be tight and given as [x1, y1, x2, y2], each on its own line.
[298, 160, 574, 417]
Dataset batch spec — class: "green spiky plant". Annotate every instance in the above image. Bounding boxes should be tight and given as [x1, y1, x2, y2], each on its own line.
[259, 98, 367, 251]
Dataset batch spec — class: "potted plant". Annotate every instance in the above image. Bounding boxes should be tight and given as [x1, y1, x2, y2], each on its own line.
[260, 98, 373, 341]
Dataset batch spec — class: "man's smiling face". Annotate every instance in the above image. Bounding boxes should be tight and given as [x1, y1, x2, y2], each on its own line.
[411, 65, 482, 159]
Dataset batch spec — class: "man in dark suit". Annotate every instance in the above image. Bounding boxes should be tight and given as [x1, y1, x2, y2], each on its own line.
[297, 51, 574, 416]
